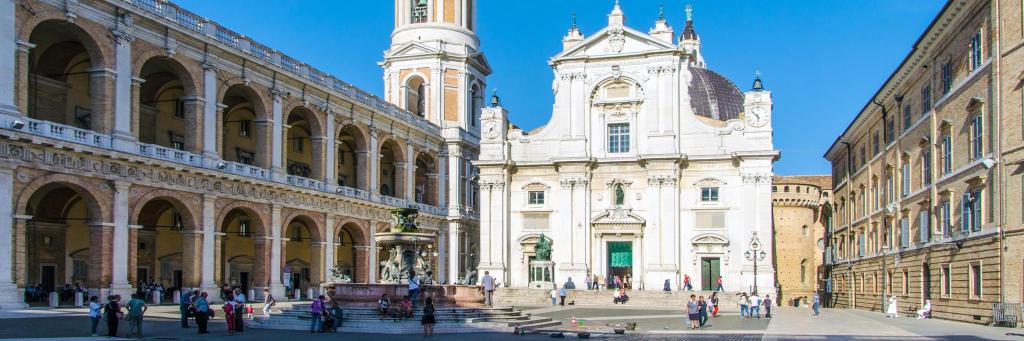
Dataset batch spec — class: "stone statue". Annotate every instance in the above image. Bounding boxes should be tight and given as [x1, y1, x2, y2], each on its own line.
[535, 233, 552, 261]
[380, 259, 400, 283]
[463, 268, 478, 285]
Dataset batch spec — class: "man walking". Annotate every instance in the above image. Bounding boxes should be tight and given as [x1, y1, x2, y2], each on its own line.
[262, 288, 275, 316]
[195, 292, 210, 334]
[764, 294, 773, 319]
[812, 292, 821, 316]
[481, 271, 496, 308]
[683, 274, 692, 291]
[716, 276, 724, 291]
[310, 295, 325, 333]
[126, 293, 148, 338]
[750, 293, 762, 319]
[558, 286, 568, 306]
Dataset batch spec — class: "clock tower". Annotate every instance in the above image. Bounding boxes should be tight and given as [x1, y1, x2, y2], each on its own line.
[382, 0, 490, 285]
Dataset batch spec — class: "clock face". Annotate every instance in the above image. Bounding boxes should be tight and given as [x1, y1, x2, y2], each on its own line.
[747, 106, 770, 127]
[483, 120, 499, 139]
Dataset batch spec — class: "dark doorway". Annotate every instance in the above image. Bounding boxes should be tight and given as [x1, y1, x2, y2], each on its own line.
[922, 263, 931, 301]
[239, 272, 250, 294]
[607, 241, 632, 289]
[701, 257, 721, 290]
[40, 265, 56, 293]
[173, 270, 183, 290]
[136, 268, 149, 284]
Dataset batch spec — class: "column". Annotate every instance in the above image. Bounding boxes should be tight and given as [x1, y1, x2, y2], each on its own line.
[13, 40, 33, 115]
[269, 205, 285, 297]
[127, 225, 139, 285]
[368, 128, 380, 198]
[0, 166, 26, 308]
[200, 195, 218, 295]
[0, 0, 19, 116]
[323, 214, 336, 283]
[436, 151, 447, 208]
[111, 30, 135, 151]
[270, 89, 285, 181]
[447, 223, 461, 284]
[447, 146, 462, 216]
[437, 225, 447, 282]
[368, 220, 379, 284]
[310, 242, 326, 287]
[430, 67, 442, 123]
[201, 64, 220, 161]
[110, 181, 132, 295]
[324, 113, 337, 190]
[181, 230, 201, 287]
[405, 144, 415, 201]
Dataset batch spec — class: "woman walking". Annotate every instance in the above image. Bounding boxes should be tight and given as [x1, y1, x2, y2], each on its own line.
[885, 296, 899, 318]
[709, 292, 719, 318]
[421, 298, 436, 337]
[697, 296, 708, 328]
[686, 295, 699, 329]
[812, 292, 821, 316]
[88, 296, 102, 336]
[739, 293, 750, 318]
[223, 294, 236, 335]
[103, 295, 122, 337]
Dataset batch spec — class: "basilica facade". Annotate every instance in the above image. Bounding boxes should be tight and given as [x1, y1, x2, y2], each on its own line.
[0, 0, 484, 308]
[476, 3, 779, 291]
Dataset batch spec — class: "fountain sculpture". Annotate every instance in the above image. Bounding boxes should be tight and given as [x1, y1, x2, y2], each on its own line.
[375, 208, 436, 283]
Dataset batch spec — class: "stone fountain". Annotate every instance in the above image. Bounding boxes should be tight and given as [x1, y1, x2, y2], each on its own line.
[375, 207, 436, 284]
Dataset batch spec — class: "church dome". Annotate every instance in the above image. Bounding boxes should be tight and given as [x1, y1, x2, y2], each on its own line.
[688, 67, 744, 121]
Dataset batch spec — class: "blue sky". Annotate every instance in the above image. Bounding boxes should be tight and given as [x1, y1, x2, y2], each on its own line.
[175, 0, 945, 176]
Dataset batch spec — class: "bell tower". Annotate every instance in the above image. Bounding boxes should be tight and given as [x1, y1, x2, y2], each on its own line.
[382, 0, 491, 131]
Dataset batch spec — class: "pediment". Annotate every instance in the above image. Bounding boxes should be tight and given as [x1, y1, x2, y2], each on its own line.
[592, 207, 645, 225]
[691, 233, 729, 246]
[555, 25, 676, 59]
[158, 252, 183, 262]
[386, 42, 439, 58]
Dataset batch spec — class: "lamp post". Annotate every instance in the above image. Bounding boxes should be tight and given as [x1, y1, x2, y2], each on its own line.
[745, 233, 767, 295]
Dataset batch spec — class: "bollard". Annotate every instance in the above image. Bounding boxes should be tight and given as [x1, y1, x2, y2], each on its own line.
[152, 291, 162, 305]
[173, 290, 181, 304]
[248, 289, 255, 302]
[49, 292, 59, 308]
[307, 288, 313, 300]
[74, 292, 84, 307]
[293, 289, 300, 300]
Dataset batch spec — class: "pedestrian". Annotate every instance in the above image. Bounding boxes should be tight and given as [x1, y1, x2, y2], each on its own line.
[716, 276, 724, 291]
[558, 286, 567, 306]
[683, 274, 692, 291]
[597, 275, 605, 290]
[624, 274, 631, 289]
[811, 292, 821, 316]
[103, 295, 122, 337]
[377, 294, 392, 319]
[738, 293, 749, 318]
[481, 271, 496, 308]
[195, 292, 210, 334]
[262, 288, 275, 316]
[709, 292, 719, 318]
[750, 293, 762, 318]
[126, 293, 148, 338]
[614, 276, 623, 290]
[421, 297, 436, 337]
[549, 288, 558, 306]
[310, 295, 325, 333]
[408, 270, 421, 309]
[698, 295, 708, 328]
[585, 274, 593, 290]
[179, 289, 192, 328]
[686, 294, 699, 329]
[233, 290, 246, 332]
[328, 301, 344, 331]
[764, 294, 773, 319]
[886, 295, 899, 318]
[88, 295, 102, 336]
[663, 279, 672, 292]
[223, 294, 236, 335]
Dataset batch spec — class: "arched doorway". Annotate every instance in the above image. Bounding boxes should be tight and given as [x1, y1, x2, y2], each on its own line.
[134, 197, 196, 301]
[282, 216, 321, 299]
[336, 124, 367, 190]
[334, 222, 368, 283]
[219, 208, 266, 299]
[22, 183, 103, 306]
[379, 139, 406, 199]
[27, 20, 105, 132]
[221, 85, 268, 168]
[137, 58, 198, 152]
[285, 107, 323, 180]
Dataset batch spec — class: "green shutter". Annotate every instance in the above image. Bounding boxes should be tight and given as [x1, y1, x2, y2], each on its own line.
[608, 242, 632, 268]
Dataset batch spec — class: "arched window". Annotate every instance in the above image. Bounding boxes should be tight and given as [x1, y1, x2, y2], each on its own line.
[411, 0, 429, 23]
[800, 259, 809, 284]
[614, 185, 625, 206]
[470, 84, 482, 127]
[406, 76, 426, 117]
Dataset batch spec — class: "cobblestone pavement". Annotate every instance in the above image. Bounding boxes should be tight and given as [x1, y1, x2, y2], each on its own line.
[0, 304, 1022, 340]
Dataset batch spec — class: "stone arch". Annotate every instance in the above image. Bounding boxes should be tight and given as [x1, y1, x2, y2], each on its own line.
[284, 106, 325, 179]
[17, 174, 108, 222]
[221, 82, 271, 167]
[334, 218, 370, 283]
[336, 123, 369, 189]
[378, 138, 408, 198]
[214, 201, 267, 237]
[282, 210, 324, 243]
[587, 74, 646, 102]
[413, 150, 439, 205]
[133, 53, 201, 98]
[20, 16, 110, 68]
[128, 188, 200, 231]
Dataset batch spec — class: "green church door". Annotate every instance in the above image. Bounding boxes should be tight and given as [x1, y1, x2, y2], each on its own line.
[701, 257, 721, 290]
[607, 241, 633, 288]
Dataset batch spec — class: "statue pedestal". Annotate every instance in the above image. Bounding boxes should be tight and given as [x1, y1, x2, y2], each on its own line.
[528, 260, 555, 290]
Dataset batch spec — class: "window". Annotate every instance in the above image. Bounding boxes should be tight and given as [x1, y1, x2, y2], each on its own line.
[940, 264, 951, 297]
[73, 259, 86, 278]
[941, 61, 953, 95]
[969, 30, 983, 71]
[900, 217, 910, 248]
[902, 270, 910, 296]
[901, 162, 910, 197]
[239, 120, 252, 137]
[970, 262, 982, 299]
[921, 85, 932, 113]
[873, 132, 880, 155]
[902, 104, 912, 132]
[292, 138, 304, 153]
[969, 115, 983, 160]
[528, 191, 545, 205]
[802, 225, 810, 237]
[859, 147, 866, 169]
[922, 150, 932, 186]
[886, 171, 895, 203]
[238, 219, 251, 237]
[852, 153, 858, 172]
[169, 133, 185, 151]
[962, 190, 982, 232]
[173, 99, 186, 119]
[941, 134, 952, 174]
[919, 210, 931, 244]
[886, 117, 895, 144]
[886, 270, 894, 295]
[800, 260, 808, 284]
[701, 187, 719, 202]
[608, 123, 630, 153]
[411, 0, 428, 23]
[940, 201, 952, 238]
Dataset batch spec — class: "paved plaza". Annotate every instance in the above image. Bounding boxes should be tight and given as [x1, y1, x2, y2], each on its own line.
[0, 303, 1021, 340]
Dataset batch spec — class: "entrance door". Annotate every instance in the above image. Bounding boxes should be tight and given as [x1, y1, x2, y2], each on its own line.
[173, 270, 183, 290]
[136, 268, 149, 284]
[922, 264, 931, 302]
[239, 272, 250, 294]
[40, 265, 56, 293]
[701, 257, 721, 290]
[607, 241, 632, 288]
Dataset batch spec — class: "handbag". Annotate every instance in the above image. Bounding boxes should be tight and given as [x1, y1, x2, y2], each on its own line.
[207, 309, 215, 318]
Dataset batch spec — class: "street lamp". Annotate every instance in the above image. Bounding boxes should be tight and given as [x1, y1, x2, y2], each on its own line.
[745, 233, 767, 295]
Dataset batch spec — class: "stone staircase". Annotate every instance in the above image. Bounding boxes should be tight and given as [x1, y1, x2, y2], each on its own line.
[247, 304, 559, 333]
[493, 288, 742, 309]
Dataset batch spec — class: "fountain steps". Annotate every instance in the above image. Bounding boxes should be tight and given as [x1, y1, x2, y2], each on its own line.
[247, 306, 560, 333]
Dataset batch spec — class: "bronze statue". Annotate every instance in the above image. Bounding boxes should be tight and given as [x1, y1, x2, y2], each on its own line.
[535, 233, 552, 261]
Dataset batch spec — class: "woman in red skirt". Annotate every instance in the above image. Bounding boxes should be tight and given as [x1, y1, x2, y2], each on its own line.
[223, 294, 236, 335]
[710, 292, 720, 317]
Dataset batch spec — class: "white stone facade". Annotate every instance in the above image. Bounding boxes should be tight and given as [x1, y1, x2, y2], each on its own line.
[476, 3, 779, 293]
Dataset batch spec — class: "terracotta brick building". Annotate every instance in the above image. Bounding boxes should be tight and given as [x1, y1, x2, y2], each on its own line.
[772, 175, 832, 307]
[823, 0, 1024, 324]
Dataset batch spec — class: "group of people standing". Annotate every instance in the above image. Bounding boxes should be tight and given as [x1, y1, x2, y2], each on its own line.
[737, 292, 773, 319]
[177, 288, 252, 335]
[582, 273, 631, 290]
[684, 292, 719, 329]
[88, 293, 149, 338]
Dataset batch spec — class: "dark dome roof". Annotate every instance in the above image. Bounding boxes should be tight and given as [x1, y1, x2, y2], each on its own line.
[688, 67, 744, 121]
